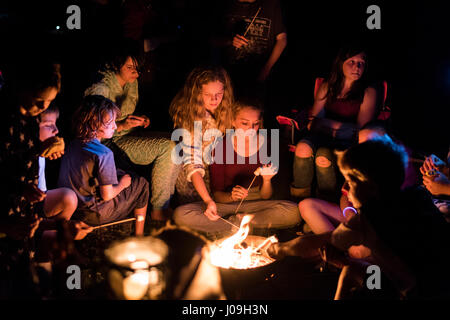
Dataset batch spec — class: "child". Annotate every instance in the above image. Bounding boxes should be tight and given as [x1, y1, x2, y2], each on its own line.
[173, 99, 301, 237]
[38, 105, 79, 221]
[84, 48, 179, 221]
[58, 95, 149, 236]
[299, 122, 418, 240]
[169, 66, 234, 220]
[269, 138, 450, 299]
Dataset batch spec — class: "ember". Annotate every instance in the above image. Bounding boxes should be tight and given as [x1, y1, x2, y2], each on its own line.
[209, 215, 278, 269]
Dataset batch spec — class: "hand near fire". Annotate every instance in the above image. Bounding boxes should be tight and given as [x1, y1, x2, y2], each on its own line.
[268, 233, 332, 260]
[204, 200, 220, 221]
[68, 220, 93, 240]
[267, 236, 310, 260]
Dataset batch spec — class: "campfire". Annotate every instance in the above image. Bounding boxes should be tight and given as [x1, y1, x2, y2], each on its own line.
[209, 215, 278, 269]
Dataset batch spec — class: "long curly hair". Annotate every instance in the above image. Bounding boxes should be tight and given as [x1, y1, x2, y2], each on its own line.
[169, 66, 234, 133]
[325, 45, 370, 104]
[74, 95, 121, 142]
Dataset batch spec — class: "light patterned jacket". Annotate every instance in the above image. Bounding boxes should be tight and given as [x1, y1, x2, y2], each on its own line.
[84, 70, 139, 137]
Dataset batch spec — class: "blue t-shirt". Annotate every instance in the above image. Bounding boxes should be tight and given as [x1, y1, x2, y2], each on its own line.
[58, 139, 118, 210]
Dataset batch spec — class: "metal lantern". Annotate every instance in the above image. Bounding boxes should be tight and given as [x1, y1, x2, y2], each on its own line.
[104, 236, 168, 300]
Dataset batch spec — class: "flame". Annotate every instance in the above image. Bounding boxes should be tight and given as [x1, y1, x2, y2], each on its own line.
[209, 215, 276, 269]
[220, 214, 253, 250]
[210, 215, 253, 269]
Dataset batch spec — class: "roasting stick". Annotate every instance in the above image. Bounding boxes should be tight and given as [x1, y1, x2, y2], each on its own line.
[234, 168, 261, 215]
[92, 217, 136, 230]
[243, 7, 261, 37]
[218, 167, 262, 229]
[253, 235, 278, 254]
[218, 216, 240, 229]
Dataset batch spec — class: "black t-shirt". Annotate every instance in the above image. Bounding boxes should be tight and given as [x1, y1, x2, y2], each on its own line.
[223, 0, 286, 66]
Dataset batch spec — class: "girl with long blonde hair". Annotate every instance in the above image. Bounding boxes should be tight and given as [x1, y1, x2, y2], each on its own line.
[169, 66, 234, 221]
[173, 98, 301, 237]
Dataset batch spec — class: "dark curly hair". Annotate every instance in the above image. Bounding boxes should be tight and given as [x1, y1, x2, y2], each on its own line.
[74, 95, 120, 142]
[337, 136, 408, 194]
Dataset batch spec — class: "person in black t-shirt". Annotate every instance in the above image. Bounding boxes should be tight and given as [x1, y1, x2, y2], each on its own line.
[212, 0, 287, 91]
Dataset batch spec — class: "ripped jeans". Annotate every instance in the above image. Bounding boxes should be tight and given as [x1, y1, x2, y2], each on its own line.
[292, 133, 353, 201]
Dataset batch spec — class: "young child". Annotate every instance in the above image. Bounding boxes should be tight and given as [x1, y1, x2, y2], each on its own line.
[38, 105, 79, 221]
[173, 99, 301, 237]
[299, 121, 418, 243]
[269, 138, 450, 299]
[84, 48, 179, 222]
[58, 95, 149, 235]
[169, 66, 234, 220]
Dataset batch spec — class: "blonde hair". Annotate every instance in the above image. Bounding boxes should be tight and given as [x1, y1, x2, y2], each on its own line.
[169, 66, 234, 133]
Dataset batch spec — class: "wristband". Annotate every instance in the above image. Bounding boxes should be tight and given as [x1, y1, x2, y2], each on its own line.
[342, 206, 357, 218]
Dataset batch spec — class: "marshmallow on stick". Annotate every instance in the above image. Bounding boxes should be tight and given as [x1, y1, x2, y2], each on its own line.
[255, 164, 278, 176]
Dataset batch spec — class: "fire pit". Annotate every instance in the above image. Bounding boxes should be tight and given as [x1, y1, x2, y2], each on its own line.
[208, 215, 281, 299]
[209, 215, 277, 269]
[210, 235, 276, 269]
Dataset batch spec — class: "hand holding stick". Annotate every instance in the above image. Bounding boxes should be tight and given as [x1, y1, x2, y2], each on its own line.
[233, 7, 261, 50]
[234, 167, 261, 214]
[243, 7, 261, 37]
[92, 217, 136, 230]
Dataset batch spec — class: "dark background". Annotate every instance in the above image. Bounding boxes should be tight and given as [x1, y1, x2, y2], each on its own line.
[1, 0, 448, 157]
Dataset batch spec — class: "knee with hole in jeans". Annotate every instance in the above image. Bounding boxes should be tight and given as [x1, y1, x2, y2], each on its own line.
[315, 147, 337, 197]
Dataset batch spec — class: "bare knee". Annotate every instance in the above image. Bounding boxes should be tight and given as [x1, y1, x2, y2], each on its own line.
[298, 198, 316, 220]
[295, 142, 313, 158]
[61, 188, 78, 208]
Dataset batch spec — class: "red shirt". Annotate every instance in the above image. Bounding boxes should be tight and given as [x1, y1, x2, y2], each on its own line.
[324, 98, 361, 123]
[210, 134, 271, 192]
